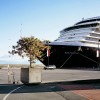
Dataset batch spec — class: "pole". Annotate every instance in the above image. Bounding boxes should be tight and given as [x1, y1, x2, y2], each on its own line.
[12, 72, 15, 84]
[47, 49, 50, 66]
[48, 55, 49, 66]
[7, 64, 10, 83]
[98, 39, 100, 69]
[47, 42, 50, 66]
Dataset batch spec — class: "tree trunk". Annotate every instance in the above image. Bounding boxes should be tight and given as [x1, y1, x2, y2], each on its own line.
[30, 55, 32, 68]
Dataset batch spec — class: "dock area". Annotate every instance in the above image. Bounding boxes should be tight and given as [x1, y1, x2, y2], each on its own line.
[0, 68, 100, 100]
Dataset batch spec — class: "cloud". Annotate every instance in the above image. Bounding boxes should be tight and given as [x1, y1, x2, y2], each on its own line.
[0, 51, 28, 64]
[0, 50, 43, 64]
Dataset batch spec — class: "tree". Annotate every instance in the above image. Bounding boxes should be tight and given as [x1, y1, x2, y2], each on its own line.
[9, 36, 48, 68]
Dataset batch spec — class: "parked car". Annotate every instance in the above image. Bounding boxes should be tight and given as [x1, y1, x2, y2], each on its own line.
[44, 65, 56, 70]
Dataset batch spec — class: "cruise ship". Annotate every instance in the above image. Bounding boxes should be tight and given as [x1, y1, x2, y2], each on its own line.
[40, 17, 100, 68]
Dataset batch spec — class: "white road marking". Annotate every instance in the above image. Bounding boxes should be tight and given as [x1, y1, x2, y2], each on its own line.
[3, 85, 24, 100]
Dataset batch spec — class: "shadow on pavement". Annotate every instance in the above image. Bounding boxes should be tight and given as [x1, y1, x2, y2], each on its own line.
[0, 79, 100, 94]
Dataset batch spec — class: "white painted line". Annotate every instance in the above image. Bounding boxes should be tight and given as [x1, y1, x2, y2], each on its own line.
[3, 85, 24, 100]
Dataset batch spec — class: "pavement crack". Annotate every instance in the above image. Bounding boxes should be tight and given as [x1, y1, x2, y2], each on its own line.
[55, 92, 70, 100]
[50, 85, 70, 100]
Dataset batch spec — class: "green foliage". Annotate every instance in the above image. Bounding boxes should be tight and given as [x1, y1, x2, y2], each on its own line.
[9, 36, 48, 67]
[43, 40, 51, 44]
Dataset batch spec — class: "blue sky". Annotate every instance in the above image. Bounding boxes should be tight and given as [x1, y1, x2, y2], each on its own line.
[0, 0, 100, 64]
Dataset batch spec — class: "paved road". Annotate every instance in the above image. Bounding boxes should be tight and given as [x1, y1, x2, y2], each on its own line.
[0, 69, 100, 100]
[42, 69, 100, 83]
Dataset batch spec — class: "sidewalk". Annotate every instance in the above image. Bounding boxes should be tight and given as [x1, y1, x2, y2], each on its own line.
[51, 79, 100, 100]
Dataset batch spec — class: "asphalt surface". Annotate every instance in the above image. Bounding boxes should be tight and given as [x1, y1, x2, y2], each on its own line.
[0, 68, 100, 100]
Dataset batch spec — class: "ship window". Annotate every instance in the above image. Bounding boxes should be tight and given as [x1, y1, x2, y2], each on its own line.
[64, 23, 98, 32]
[76, 18, 100, 25]
[90, 33, 100, 37]
[68, 37, 74, 39]
[86, 37, 98, 42]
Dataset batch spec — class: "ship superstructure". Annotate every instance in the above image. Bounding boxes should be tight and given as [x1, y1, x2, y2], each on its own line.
[50, 17, 100, 48]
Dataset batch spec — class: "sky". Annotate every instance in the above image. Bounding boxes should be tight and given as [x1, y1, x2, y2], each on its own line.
[0, 0, 100, 64]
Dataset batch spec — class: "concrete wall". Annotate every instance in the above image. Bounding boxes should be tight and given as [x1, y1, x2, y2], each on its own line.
[21, 68, 42, 84]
